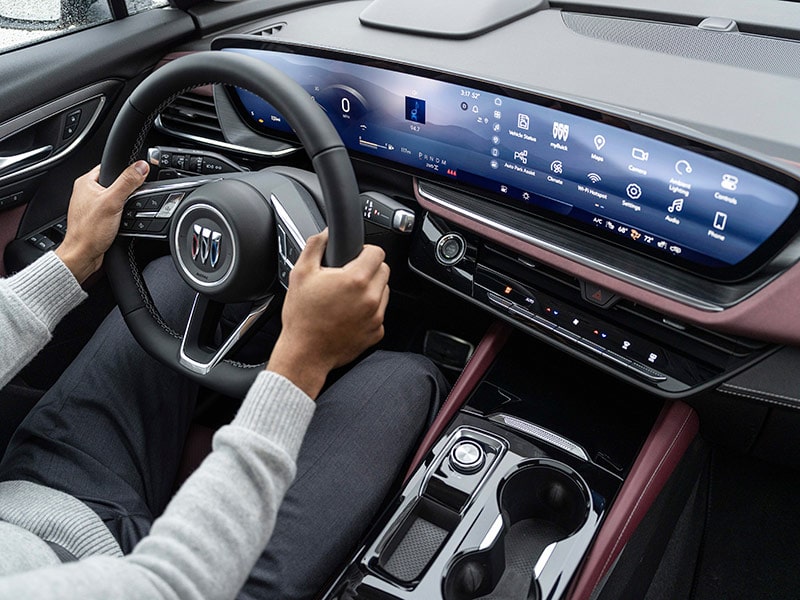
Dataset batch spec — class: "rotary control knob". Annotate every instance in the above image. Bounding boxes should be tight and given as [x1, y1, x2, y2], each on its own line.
[449, 440, 485, 474]
[435, 232, 466, 265]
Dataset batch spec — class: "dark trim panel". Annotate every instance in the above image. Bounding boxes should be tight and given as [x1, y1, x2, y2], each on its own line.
[566, 399, 699, 600]
[404, 320, 513, 481]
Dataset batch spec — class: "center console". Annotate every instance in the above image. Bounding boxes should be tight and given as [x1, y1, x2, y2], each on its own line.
[320, 331, 674, 600]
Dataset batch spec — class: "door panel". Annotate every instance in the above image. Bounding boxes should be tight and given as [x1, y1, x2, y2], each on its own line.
[0, 8, 195, 274]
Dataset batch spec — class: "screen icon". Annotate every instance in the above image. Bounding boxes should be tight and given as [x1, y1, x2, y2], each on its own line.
[550, 160, 563, 174]
[405, 97, 426, 123]
[713, 211, 728, 230]
[668, 198, 684, 213]
[552, 121, 570, 141]
[594, 135, 606, 150]
[587, 172, 602, 184]
[631, 147, 649, 161]
[721, 174, 738, 191]
[675, 160, 693, 175]
[517, 113, 530, 130]
[626, 183, 642, 200]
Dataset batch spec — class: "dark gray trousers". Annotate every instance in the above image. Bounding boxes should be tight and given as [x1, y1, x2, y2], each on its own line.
[0, 256, 447, 599]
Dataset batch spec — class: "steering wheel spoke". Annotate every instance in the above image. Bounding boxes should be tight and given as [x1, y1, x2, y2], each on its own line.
[179, 293, 276, 375]
[118, 177, 219, 239]
[101, 50, 364, 396]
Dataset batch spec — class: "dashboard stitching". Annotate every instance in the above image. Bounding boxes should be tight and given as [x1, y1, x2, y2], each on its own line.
[717, 385, 800, 409]
[598, 408, 693, 578]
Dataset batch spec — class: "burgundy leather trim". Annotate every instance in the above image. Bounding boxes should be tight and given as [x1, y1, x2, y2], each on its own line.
[414, 182, 800, 346]
[566, 400, 699, 600]
[404, 320, 513, 481]
[0, 204, 27, 277]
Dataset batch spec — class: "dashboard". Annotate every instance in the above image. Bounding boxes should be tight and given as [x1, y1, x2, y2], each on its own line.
[216, 41, 800, 282]
[148, 0, 800, 396]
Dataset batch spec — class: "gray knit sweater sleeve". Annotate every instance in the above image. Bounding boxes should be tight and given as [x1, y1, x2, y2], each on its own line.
[0, 252, 87, 389]
[0, 369, 316, 600]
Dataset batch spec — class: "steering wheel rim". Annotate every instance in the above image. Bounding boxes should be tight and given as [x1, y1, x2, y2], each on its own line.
[100, 51, 364, 397]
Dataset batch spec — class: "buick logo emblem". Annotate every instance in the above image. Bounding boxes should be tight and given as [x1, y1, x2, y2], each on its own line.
[191, 224, 222, 268]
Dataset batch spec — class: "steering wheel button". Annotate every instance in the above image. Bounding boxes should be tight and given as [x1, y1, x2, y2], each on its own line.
[133, 219, 151, 231]
[147, 219, 168, 233]
[286, 241, 300, 263]
[156, 193, 185, 218]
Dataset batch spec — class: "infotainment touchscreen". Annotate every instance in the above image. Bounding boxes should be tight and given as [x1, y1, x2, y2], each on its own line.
[214, 41, 800, 280]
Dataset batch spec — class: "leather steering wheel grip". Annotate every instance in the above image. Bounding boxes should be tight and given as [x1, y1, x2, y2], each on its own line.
[98, 51, 364, 397]
[100, 50, 363, 266]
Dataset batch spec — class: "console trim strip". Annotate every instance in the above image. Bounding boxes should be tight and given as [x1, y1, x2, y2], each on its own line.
[565, 400, 699, 600]
[490, 414, 589, 461]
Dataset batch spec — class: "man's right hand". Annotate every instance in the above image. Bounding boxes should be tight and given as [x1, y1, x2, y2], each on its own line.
[266, 229, 390, 399]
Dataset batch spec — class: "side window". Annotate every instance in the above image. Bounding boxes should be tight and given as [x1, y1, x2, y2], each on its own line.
[0, 0, 169, 53]
[126, 0, 169, 15]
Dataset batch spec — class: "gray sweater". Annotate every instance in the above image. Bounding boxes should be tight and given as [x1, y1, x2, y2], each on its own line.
[0, 253, 316, 599]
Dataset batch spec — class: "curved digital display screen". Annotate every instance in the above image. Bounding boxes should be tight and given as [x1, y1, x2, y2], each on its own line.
[217, 43, 800, 279]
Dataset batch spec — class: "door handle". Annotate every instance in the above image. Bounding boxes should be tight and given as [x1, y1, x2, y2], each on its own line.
[0, 145, 53, 175]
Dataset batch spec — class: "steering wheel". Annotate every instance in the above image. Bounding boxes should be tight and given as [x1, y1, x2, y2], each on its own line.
[99, 51, 364, 398]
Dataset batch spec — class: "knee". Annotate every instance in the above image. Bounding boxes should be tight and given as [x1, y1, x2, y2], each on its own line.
[363, 350, 450, 407]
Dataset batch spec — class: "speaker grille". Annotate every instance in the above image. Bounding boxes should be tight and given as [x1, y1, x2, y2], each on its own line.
[562, 12, 800, 78]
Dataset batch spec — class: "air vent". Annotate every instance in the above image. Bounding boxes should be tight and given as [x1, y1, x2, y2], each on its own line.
[252, 21, 286, 36]
[155, 91, 225, 144]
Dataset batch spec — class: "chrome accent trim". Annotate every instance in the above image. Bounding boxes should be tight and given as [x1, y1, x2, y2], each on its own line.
[191, 224, 201, 260]
[534, 542, 557, 578]
[416, 180, 723, 312]
[0, 95, 106, 186]
[173, 204, 235, 288]
[0, 145, 53, 175]
[479, 514, 505, 551]
[128, 178, 215, 198]
[199, 227, 211, 263]
[210, 231, 222, 268]
[179, 295, 275, 375]
[153, 114, 301, 159]
[435, 232, 467, 265]
[489, 414, 589, 461]
[270, 193, 308, 266]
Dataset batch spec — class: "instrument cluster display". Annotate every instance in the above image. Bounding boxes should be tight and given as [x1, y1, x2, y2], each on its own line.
[219, 43, 800, 280]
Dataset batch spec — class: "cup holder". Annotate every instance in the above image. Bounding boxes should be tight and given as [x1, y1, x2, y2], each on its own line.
[444, 460, 590, 600]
